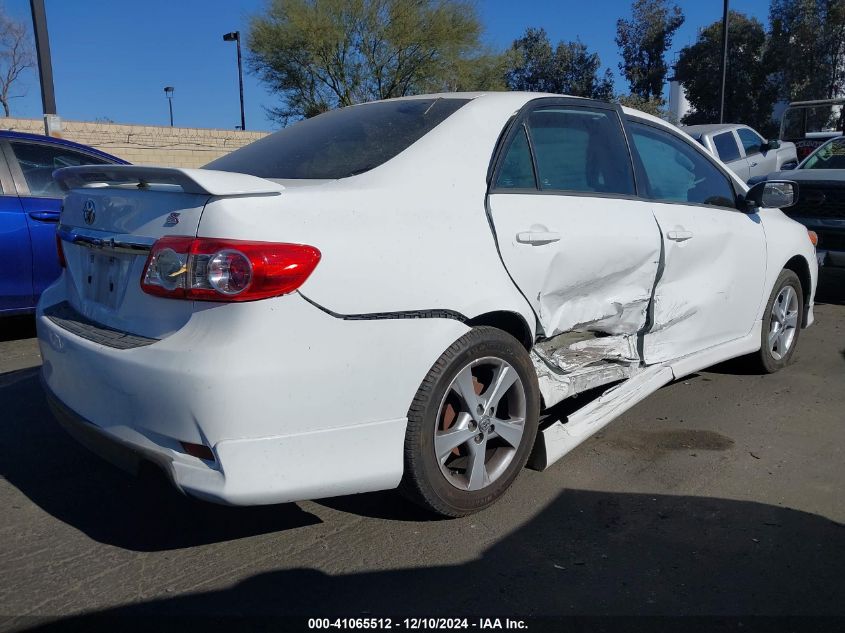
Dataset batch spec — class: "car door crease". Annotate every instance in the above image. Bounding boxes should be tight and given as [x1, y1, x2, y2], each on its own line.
[637, 212, 667, 361]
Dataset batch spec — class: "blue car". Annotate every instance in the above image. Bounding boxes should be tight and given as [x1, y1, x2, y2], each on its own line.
[0, 131, 126, 315]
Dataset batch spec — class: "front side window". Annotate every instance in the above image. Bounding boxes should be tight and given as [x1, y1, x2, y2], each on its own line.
[737, 128, 764, 156]
[526, 107, 635, 195]
[712, 131, 741, 163]
[801, 137, 845, 169]
[206, 98, 469, 180]
[495, 125, 535, 189]
[11, 142, 110, 197]
[629, 121, 736, 209]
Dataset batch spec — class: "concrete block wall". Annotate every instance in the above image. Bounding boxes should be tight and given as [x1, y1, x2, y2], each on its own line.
[0, 117, 269, 167]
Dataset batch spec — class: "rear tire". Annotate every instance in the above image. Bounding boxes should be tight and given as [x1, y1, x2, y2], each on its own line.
[754, 269, 803, 373]
[400, 327, 540, 517]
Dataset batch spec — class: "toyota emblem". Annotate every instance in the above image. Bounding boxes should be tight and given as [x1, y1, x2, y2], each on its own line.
[82, 199, 96, 225]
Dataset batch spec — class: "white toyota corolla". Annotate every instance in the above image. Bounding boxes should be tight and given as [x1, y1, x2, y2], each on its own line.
[38, 92, 817, 517]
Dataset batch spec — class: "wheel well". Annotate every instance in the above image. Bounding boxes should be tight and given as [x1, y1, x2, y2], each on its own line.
[783, 255, 811, 327]
[466, 311, 533, 350]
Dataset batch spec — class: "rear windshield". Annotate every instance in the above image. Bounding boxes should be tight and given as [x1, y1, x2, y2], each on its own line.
[782, 104, 845, 138]
[205, 98, 470, 180]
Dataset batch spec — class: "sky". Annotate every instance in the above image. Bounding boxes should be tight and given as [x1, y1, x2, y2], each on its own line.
[3, 0, 771, 132]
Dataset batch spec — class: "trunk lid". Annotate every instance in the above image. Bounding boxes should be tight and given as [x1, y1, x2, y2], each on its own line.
[53, 166, 284, 338]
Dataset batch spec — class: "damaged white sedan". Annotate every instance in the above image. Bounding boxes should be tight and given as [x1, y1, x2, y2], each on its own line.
[38, 93, 817, 517]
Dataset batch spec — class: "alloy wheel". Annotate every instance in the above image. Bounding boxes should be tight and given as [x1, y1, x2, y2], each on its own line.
[768, 285, 799, 361]
[433, 357, 527, 491]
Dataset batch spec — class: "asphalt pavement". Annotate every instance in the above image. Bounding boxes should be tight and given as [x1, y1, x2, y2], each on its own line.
[0, 273, 843, 631]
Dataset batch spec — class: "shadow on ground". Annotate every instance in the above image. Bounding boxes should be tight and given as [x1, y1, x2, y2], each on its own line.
[705, 356, 766, 376]
[815, 268, 845, 306]
[15, 487, 845, 631]
[0, 370, 319, 552]
[0, 316, 36, 343]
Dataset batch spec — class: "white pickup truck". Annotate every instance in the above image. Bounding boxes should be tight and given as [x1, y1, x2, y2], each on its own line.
[683, 123, 798, 183]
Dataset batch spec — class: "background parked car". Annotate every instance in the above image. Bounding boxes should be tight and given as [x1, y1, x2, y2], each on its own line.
[0, 131, 127, 316]
[757, 136, 845, 269]
[780, 98, 845, 161]
[683, 123, 798, 182]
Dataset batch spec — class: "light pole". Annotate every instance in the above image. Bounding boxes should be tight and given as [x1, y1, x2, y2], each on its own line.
[30, 0, 59, 135]
[719, 0, 729, 123]
[223, 31, 246, 130]
[164, 86, 174, 127]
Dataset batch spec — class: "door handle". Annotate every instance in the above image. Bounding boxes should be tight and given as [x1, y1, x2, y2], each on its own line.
[28, 211, 60, 223]
[516, 231, 561, 245]
[749, 161, 758, 167]
[667, 230, 694, 242]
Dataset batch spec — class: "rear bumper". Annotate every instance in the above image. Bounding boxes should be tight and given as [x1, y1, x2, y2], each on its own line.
[36, 280, 469, 505]
[43, 376, 407, 505]
[43, 377, 223, 496]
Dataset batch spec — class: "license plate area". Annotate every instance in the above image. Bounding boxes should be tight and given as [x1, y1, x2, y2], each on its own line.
[80, 250, 136, 310]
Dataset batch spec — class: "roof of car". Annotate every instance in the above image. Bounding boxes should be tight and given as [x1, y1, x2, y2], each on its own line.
[346, 92, 695, 153]
[0, 129, 127, 164]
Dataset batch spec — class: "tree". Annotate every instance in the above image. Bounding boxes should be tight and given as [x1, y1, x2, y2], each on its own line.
[617, 93, 665, 117]
[505, 28, 614, 100]
[674, 11, 777, 133]
[430, 49, 507, 93]
[248, 0, 488, 123]
[0, 11, 34, 117]
[615, 0, 684, 102]
[767, 0, 845, 101]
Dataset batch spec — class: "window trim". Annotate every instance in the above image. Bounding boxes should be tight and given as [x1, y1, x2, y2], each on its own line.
[488, 104, 744, 213]
[0, 143, 15, 195]
[488, 97, 639, 199]
[624, 116, 743, 212]
[3, 139, 114, 198]
[491, 122, 538, 190]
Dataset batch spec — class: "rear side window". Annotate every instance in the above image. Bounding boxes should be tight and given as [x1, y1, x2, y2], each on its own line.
[712, 132, 741, 163]
[11, 142, 110, 197]
[737, 128, 764, 156]
[495, 126, 535, 189]
[526, 107, 635, 195]
[206, 98, 469, 180]
[629, 121, 736, 209]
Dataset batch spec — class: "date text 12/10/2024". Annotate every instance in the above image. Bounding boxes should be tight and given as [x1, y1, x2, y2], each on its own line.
[308, 618, 528, 630]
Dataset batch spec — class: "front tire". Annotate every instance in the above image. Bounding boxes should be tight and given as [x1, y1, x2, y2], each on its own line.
[754, 269, 803, 373]
[400, 327, 540, 517]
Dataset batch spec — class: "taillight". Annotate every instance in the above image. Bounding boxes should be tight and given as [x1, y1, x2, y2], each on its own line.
[56, 234, 66, 268]
[141, 237, 321, 301]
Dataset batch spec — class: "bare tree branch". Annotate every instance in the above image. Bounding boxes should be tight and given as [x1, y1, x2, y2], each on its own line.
[0, 11, 35, 117]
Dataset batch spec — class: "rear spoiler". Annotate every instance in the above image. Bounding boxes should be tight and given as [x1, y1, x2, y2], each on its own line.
[53, 165, 285, 196]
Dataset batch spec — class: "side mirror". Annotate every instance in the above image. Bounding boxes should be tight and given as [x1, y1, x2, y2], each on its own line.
[742, 180, 798, 212]
[766, 139, 781, 151]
